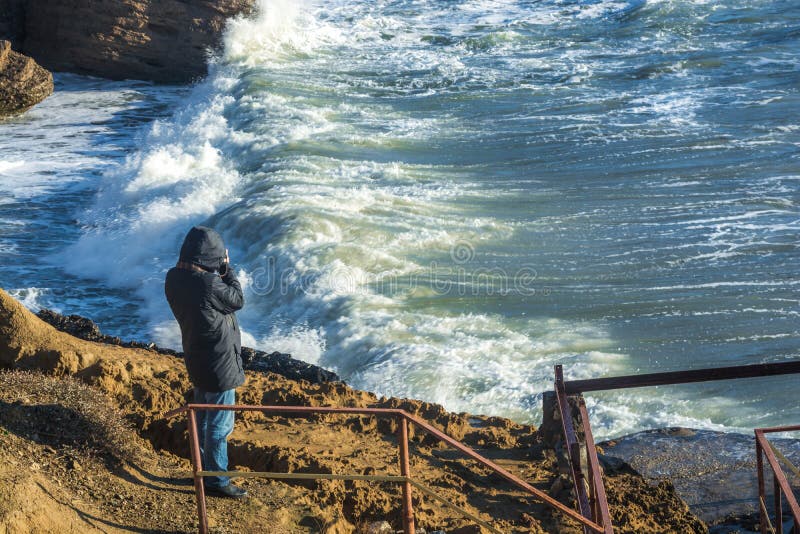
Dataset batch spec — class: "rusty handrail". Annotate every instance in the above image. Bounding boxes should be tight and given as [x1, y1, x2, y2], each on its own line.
[555, 365, 612, 534]
[756, 424, 800, 434]
[194, 470, 502, 533]
[555, 360, 800, 533]
[755, 428, 800, 534]
[578, 398, 613, 533]
[166, 403, 606, 533]
[562, 360, 800, 395]
[165, 404, 405, 418]
[400, 409, 606, 531]
[195, 471, 505, 533]
[555, 366, 594, 527]
[769, 443, 800, 481]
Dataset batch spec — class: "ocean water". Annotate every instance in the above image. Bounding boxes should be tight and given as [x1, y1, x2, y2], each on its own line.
[1, 0, 799, 438]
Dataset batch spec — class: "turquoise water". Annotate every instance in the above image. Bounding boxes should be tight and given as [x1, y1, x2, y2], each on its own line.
[1, 0, 799, 437]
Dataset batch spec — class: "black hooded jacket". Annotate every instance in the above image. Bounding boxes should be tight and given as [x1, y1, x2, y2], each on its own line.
[165, 226, 245, 392]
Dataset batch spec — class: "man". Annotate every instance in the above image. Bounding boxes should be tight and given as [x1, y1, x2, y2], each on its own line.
[165, 226, 247, 498]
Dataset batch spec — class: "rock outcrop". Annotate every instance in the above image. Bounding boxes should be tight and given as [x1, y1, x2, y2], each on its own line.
[0, 40, 53, 116]
[35, 307, 342, 384]
[4, 0, 255, 83]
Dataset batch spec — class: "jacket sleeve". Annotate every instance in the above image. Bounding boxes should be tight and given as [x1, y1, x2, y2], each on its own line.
[208, 270, 244, 314]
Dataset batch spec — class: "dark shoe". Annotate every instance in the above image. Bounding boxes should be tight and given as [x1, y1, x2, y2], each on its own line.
[205, 483, 248, 499]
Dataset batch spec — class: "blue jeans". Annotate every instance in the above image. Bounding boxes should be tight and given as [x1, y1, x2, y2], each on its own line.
[193, 388, 235, 488]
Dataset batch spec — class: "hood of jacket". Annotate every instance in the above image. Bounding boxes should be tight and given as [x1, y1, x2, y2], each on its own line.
[179, 226, 226, 271]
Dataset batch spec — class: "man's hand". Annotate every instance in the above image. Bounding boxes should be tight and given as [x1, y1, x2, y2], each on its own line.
[220, 249, 232, 279]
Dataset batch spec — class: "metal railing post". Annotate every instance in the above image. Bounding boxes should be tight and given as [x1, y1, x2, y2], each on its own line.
[775, 474, 783, 534]
[187, 408, 209, 534]
[555, 365, 594, 532]
[557, 361, 800, 534]
[587, 444, 596, 520]
[757, 439, 769, 534]
[755, 429, 800, 534]
[577, 398, 613, 534]
[398, 415, 415, 534]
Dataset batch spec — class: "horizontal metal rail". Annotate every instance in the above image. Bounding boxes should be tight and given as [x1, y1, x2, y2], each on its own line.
[563, 360, 800, 394]
[399, 409, 606, 531]
[166, 403, 605, 533]
[408, 480, 502, 534]
[756, 424, 800, 434]
[165, 404, 406, 418]
[769, 444, 800, 481]
[185, 470, 503, 533]
[755, 427, 800, 534]
[196, 471, 409, 483]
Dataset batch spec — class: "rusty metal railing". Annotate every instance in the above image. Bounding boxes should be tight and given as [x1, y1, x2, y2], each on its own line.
[755, 425, 800, 534]
[555, 359, 800, 534]
[555, 366, 614, 534]
[563, 361, 800, 395]
[165, 404, 608, 534]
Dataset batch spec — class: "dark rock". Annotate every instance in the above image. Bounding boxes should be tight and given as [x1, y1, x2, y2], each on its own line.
[243, 346, 340, 384]
[600, 428, 800, 526]
[12, 0, 255, 83]
[0, 39, 53, 116]
[707, 513, 760, 533]
[36, 308, 341, 384]
[0, 0, 25, 49]
[36, 309, 103, 342]
[539, 390, 585, 448]
[596, 453, 630, 474]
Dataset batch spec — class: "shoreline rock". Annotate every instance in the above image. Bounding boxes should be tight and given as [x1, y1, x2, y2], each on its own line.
[0, 39, 53, 116]
[35, 307, 341, 384]
[601, 427, 800, 530]
[1, 0, 255, 84]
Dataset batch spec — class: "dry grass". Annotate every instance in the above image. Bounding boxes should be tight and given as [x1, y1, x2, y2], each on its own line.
[0, 369, 145, 464]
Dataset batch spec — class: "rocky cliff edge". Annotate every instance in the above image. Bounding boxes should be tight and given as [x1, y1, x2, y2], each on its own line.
[0, 39, 53, 116]
[1, 0, 255, 83]
[0, 288, 707, 533]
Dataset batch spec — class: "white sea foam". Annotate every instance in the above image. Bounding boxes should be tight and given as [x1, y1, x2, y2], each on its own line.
[628, 92, 703, 128]
[0, 160, 24, 173]
[222, 0, 346, 66]
[8, 287, 50, 312]
[58, 0, 326, 333]
[24, 0, 799, 440]
[53, 0, 621, 430]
